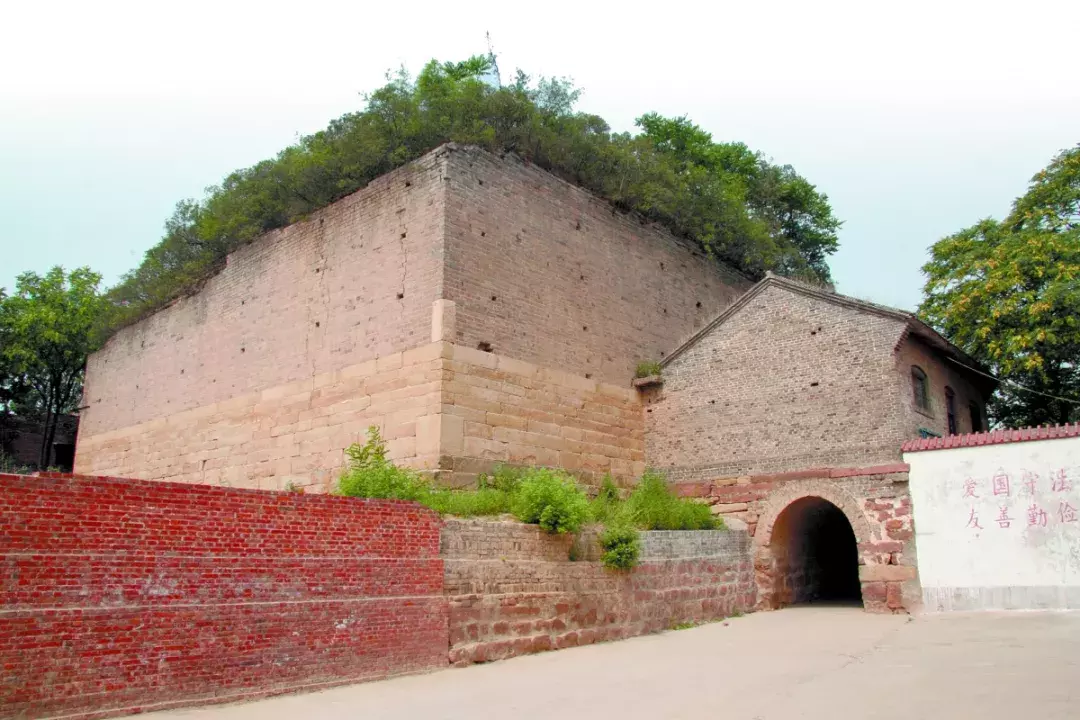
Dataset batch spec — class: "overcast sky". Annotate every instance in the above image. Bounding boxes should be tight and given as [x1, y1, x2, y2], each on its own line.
[2, 0, 1077, 310]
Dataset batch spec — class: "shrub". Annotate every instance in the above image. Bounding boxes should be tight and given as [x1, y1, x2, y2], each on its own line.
[589, 474, 623, 524]
[511, 468, 590, 534]
[599, 524, 640, 570]
[478, 463, 526, 493]
[634, 360, 663, 378]
[623, 471, 721, 531]
[338, 427, 430, 502]
[425, 486, 512, 516]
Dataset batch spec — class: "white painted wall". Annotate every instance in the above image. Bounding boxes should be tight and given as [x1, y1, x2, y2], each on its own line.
[906, 436, 1080, 611]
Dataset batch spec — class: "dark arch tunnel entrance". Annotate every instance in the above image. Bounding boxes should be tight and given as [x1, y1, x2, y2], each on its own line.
[769, 497, 862, 607]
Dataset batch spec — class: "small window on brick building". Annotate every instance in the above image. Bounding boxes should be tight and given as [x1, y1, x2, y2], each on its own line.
[911, 366, 930, 412]
[945, 386, 957, 435]
[970, 402, 984, 433]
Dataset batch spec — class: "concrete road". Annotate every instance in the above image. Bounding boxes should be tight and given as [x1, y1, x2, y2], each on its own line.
[150, 607, 1080, 720]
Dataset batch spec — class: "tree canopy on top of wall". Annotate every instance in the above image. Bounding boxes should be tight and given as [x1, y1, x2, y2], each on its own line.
[103, 54, 841, 335]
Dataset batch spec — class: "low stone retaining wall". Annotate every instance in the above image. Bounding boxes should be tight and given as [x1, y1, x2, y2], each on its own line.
[442, 518, 755, 665]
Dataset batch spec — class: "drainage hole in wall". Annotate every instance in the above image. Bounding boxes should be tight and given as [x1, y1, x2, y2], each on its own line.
[315, 321, 320, 328]
[491, 295, 497, 301]
[477, 341, 493, 352]
[397, 292, 404, 299]
[810, 382, 819, 387]
[696, 301, 702, 308]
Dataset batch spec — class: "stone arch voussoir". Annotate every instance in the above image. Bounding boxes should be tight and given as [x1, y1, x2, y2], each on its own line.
[755, 479, 870, 550]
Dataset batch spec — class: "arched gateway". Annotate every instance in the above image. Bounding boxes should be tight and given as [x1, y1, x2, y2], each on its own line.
[754, 482, 871, 610]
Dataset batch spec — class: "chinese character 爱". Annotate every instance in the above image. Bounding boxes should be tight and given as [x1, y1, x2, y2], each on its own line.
[962, 478, 979, 499]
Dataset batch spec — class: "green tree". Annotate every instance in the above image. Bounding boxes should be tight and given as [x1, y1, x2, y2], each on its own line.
[920, 145, 1080, 427]
[0, 267, 108, 466]
[105, 53, 840, 334]
[635, 113, 840, 281]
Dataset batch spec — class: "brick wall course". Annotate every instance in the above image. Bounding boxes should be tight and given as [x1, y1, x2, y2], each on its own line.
[442, 146, 751, 386]
[441, 518, 755, 665]
[439, 342, 644, 487]
[79, 150, 448, 440]
[0, 473, 447, 720]
[646, 283, 988, 481]
[76, 342, 450, 490]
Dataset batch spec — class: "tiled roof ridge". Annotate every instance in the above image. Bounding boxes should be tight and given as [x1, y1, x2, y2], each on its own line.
[901, 423, 1080, 453]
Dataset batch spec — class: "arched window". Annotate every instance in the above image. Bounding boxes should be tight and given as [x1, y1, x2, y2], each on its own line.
[911, 366, 930, 412]
[945, 387, 957, 435]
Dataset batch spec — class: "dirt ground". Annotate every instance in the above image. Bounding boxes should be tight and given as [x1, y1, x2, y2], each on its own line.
[149, 606, 1080, 720]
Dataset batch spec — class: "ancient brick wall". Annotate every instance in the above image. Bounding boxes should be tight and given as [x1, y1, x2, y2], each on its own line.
[442, 146, 751, 387]
[0, 473, 447, 720]
[647, 284, 914, 479]
[77, 145, 748, 490]
[77, 151, 449, 486]
[674, 465, 918, 613]
[896, 336, 986, 438]
[442, 518, 755, 665]
[76, 341, 447, 491]
[437, 338, 645, 487]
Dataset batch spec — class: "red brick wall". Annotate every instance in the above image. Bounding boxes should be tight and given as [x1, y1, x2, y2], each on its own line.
[0, 473, 447, 719]
[442, 519, 755, 664]
[442, 146, 751, 386]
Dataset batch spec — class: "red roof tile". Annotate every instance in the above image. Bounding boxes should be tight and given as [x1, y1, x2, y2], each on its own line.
[901, 424, 1080, 453]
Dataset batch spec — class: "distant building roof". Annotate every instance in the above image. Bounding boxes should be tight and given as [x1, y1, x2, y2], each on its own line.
[902, 423, 1080, 453]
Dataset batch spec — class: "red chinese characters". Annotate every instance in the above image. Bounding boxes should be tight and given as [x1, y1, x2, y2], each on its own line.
[966, 507, 983, 530]
[992, 469, 1011, 496]
[1022, 470, 1039, 496]
[1051, 469, 1072, 493]
[1060, 501, 1078, 524]
[1027, 504, 1048, 527]
[995, 506, 1014, 529]
[962, 478, 979, 499]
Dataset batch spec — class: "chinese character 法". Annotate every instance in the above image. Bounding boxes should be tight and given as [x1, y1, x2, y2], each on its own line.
[1051, 469, 1072, 493]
